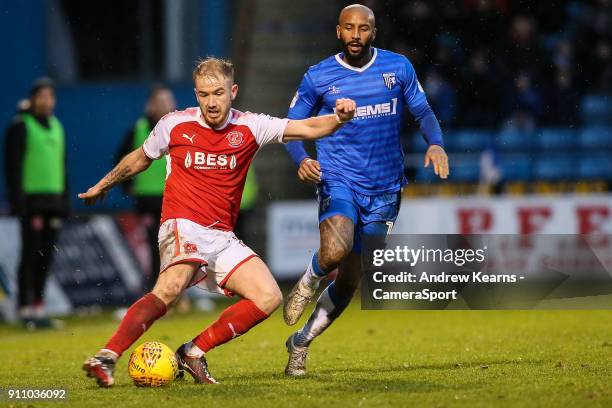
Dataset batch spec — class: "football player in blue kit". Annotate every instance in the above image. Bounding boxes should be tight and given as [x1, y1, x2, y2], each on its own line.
[283, 4, 449, 376]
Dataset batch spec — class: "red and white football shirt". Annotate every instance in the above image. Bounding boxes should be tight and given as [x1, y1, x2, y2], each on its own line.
[142, 107, 288, 231]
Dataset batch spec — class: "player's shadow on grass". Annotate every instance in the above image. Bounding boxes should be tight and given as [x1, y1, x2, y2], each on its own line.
[180, 375, 462, 396]
[315, 358, 545, 374]
[133, 358, 545, 398]
[317, 359, 545, 373]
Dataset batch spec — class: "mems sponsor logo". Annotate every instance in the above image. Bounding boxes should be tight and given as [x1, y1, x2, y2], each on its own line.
[354, 98, 398, 120]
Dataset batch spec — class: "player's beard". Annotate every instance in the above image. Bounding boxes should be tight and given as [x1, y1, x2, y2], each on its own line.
[342, 36, 374, 65]
[201, 106, 229, 128]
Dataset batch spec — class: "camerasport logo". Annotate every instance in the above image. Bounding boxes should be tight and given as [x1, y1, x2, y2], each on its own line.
[226, 131, 244, 148]
[184, 151, 237, 170]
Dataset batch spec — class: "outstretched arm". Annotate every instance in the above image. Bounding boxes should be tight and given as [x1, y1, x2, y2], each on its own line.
[283, 98, 356, 141]
[78, 147, 152, 205]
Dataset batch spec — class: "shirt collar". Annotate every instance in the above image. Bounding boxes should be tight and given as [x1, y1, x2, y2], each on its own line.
[197, 108, 234, 130]
[334, 48, 378, 73]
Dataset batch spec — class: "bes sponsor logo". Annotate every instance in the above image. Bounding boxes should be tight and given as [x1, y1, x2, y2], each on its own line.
[353, 98, 398, 120]
[184, 151, 237, 170]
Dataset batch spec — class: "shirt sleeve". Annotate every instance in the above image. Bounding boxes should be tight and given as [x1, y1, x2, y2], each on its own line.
[401, 57, 444, 147]
[287, 72, 321, 120]
[142, 116, 170, 159]
[284, 71, 321, 164]
[401, 57, 430, 121]
[250, 114, 290, 146]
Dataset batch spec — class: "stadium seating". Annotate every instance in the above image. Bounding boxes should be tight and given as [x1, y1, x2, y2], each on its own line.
[414, 166, 439, 183]
[406, 120, 612, 185]
[408, 132, 429, 153]
[496, 128, 534, 151]
[533, 154, 576, 180]
[500, 154, 532, 181]
[537, 128, 576, 150]
[581, 94, 612, 125]
[444, 129, 493, 153]
[578, 153, 612, 180]
[448, 154, 481, 182]
[578, 126, 612, 150]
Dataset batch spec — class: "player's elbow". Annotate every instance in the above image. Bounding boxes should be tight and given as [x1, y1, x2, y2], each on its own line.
[138, 155, 154, 172]
[131, 150, 153, 173]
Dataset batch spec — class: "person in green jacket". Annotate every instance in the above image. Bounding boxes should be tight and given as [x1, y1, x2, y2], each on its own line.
[116, 85, 176, 291]
[3, 78, 69, 329]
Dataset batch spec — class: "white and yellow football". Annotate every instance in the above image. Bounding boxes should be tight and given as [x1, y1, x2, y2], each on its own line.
[128, 341, 178, 387]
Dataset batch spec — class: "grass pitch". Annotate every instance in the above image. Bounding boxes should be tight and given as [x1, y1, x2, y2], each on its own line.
[0, 302, 610, 407]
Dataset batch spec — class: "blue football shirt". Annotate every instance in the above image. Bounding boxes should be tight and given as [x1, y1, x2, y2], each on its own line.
[286, 47, 443, 194]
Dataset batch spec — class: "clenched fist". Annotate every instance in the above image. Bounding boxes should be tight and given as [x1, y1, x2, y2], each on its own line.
[335, 98, 356, 123]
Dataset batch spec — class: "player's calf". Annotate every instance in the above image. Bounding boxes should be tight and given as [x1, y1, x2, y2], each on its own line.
[317, 215, 355, 271]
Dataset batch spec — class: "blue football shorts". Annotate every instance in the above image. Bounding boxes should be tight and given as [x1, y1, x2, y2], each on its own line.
[317, 180, 401, 253]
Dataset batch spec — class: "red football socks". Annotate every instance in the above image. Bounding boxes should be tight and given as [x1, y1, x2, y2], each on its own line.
[193, 299, 268, 352]
[104, 293, 167, 357]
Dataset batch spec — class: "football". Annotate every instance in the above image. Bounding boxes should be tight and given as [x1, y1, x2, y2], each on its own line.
[128, 341, 179, 387]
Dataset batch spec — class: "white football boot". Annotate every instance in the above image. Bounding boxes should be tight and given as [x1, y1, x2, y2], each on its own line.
[284, 333, 309, 377]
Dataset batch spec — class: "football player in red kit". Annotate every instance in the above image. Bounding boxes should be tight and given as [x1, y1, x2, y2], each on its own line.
[80, 57, 356, 387]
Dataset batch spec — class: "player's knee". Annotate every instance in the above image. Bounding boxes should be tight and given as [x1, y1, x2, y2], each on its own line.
[318, 244, 351, 271]
[253, 286, 282, 314]
[152, 281, 183, 306]
[335, 278, 359, 296]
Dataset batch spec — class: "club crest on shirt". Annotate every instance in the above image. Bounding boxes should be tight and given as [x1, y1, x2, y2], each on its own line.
[226, 131, 244, 148]
[183, 242, 198, 254]
[382, 72, 397, 90]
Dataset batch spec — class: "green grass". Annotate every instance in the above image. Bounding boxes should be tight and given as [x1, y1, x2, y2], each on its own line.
[0, 303, 610, 407]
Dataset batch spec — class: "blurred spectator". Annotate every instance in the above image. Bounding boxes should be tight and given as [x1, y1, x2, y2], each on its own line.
[3, 78, 69, 329]
[457, 49, 502, 127]
[479, 145, 502, 195]
[575, 0, 612, 92]
[115, 85, 176, 291]
[462, 0, 508, 51]
[505, 71, 544, 126]
[504, 15, 547, 76]
[423, 70, 456, 126]
[376, 0, 610, 128]
[543, 69, 581, 126]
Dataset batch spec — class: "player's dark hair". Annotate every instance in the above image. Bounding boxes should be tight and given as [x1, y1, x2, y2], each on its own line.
[192, 57, 235, 82]
[29, 77, 56, 97]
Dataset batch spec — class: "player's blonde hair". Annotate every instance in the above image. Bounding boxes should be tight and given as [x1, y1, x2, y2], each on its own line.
[192, 57, 235, 82]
